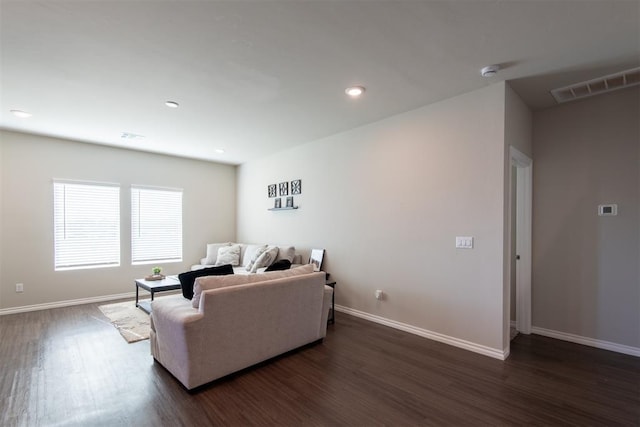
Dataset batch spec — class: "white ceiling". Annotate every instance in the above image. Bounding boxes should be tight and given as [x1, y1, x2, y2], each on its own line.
[1, 1, 638, 165]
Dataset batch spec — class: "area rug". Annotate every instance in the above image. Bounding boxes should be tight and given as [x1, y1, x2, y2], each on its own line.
[98, 301, 151, 343]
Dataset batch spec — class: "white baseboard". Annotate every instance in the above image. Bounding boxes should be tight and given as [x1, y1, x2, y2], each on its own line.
[531, 326, 640, 357]
[0, 292, 137, 316]
[335, 305, 507, 360]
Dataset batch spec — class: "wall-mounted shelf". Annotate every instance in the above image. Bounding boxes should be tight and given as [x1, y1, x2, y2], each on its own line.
[268, 207, 299, 211]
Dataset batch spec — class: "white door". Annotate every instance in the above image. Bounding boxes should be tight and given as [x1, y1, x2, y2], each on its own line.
[510, 147, 532, 335]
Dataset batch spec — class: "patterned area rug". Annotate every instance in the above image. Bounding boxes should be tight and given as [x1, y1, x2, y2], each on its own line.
[98, 300, 151, 343]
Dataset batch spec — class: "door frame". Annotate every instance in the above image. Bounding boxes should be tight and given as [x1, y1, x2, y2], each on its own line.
[510, 146, 532, 335]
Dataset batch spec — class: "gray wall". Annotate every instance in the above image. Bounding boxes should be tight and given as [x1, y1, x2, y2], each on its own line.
[237, 83, 509, 353]
[505, 85, 533, 159]
[0, 130, 237, 310]
[532, 87, 639, 348]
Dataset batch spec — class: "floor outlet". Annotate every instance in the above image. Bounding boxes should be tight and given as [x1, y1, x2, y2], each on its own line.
[16, 283, 24, 293]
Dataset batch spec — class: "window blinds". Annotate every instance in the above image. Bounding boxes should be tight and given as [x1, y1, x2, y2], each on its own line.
[53, 181, 120, 270]
[131, 187, 183, 264]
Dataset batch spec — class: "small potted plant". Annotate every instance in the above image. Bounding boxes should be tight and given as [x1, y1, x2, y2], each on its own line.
[146, 266, 164, 281]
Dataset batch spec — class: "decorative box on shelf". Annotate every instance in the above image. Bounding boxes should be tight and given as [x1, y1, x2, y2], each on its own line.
[144, 274, 166, 281]
[269, 193, 298, 211]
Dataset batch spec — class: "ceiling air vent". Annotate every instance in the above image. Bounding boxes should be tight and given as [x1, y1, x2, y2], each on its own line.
[550, 67, 640, 104]
[121, 132, 145, 140]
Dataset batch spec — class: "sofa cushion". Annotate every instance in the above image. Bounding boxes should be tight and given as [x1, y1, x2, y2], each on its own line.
[275, 246, 296, 263]
[250, 246, 279, 273]
[243, 244, 268, 271]
[204, 242, 231, 265]
[265, 259, 291, 272]
[192, 264, 315, 308]
[178, 264, 234, 300]
[215, 244, 241, 266]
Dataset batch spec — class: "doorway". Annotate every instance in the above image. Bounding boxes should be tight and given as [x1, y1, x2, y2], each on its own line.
[510, 147, 532, 339]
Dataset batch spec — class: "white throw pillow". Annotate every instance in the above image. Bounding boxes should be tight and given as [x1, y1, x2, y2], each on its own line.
[275, 246, 296, 263]
[250, 246, 279, 273]
[215, 244, 241, 266]
[204, 242, 231, 265]
[243, 244, 268, 270]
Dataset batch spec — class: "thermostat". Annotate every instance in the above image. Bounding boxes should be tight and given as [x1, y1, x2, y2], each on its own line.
[598, 204, 617, 216]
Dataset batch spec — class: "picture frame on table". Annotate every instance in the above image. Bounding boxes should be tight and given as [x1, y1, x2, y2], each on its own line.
[286, 196, 294, 208]
[309, 249, 324, 272]
[274, 198, 281, 209]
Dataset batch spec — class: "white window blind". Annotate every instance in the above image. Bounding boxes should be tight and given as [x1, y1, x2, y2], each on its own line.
[53, 181, 120, 270]
[131, 186, 183, 264]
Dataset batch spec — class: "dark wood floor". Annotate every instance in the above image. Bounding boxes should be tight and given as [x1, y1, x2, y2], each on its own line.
[1, 301, 638, 426]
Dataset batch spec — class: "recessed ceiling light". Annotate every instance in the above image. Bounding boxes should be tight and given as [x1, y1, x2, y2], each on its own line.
[480, 65, 500, 77]
[215, 148, 226, 154]
[10, 109, 32, 118]
[165, 101, 179, 108]
[345, 86, 366, 97]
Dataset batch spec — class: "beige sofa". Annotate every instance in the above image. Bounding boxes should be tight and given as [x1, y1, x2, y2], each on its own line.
[150, 266, 332, 390]
[191, 242, 303, 273]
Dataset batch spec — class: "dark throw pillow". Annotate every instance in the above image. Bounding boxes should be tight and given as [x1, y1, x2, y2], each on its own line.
[264, 259, 292, 272]
[178, 264, 234, 300]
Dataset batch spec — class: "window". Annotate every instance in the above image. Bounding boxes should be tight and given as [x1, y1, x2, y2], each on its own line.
[53, 181, 120, 270]
[131, 186, 183, 264]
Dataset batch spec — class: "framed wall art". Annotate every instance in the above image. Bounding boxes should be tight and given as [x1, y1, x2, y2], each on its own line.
[291, 179, 301, 195]
[279, 181, 288, 196]
[268, 184, 277, 198]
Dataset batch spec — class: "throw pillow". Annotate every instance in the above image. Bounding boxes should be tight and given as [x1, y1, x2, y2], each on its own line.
[250, 246, 279, 273]
[244, 244, 268, 271]
[178, 264, 234, 300]
[275, 246, 296, 263]
[204, 242, 231, 265]
[265, 259, 291, 272]
[215, 244, 241, 266]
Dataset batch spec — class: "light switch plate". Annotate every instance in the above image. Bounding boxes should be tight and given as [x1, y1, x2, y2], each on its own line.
[456, 236, 474, 249]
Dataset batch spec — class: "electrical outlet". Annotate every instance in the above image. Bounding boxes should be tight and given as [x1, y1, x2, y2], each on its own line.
[16, 283, 24, 293]
[375, 290, 383, 300]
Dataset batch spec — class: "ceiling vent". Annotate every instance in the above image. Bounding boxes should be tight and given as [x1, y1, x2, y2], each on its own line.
[121, 132, 145, 140]
[550, 67, 640, 104]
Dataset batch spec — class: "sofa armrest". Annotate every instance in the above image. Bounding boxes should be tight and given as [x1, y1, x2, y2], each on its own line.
[152, 297, 203, 325]
[150, 297, 205, 387]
